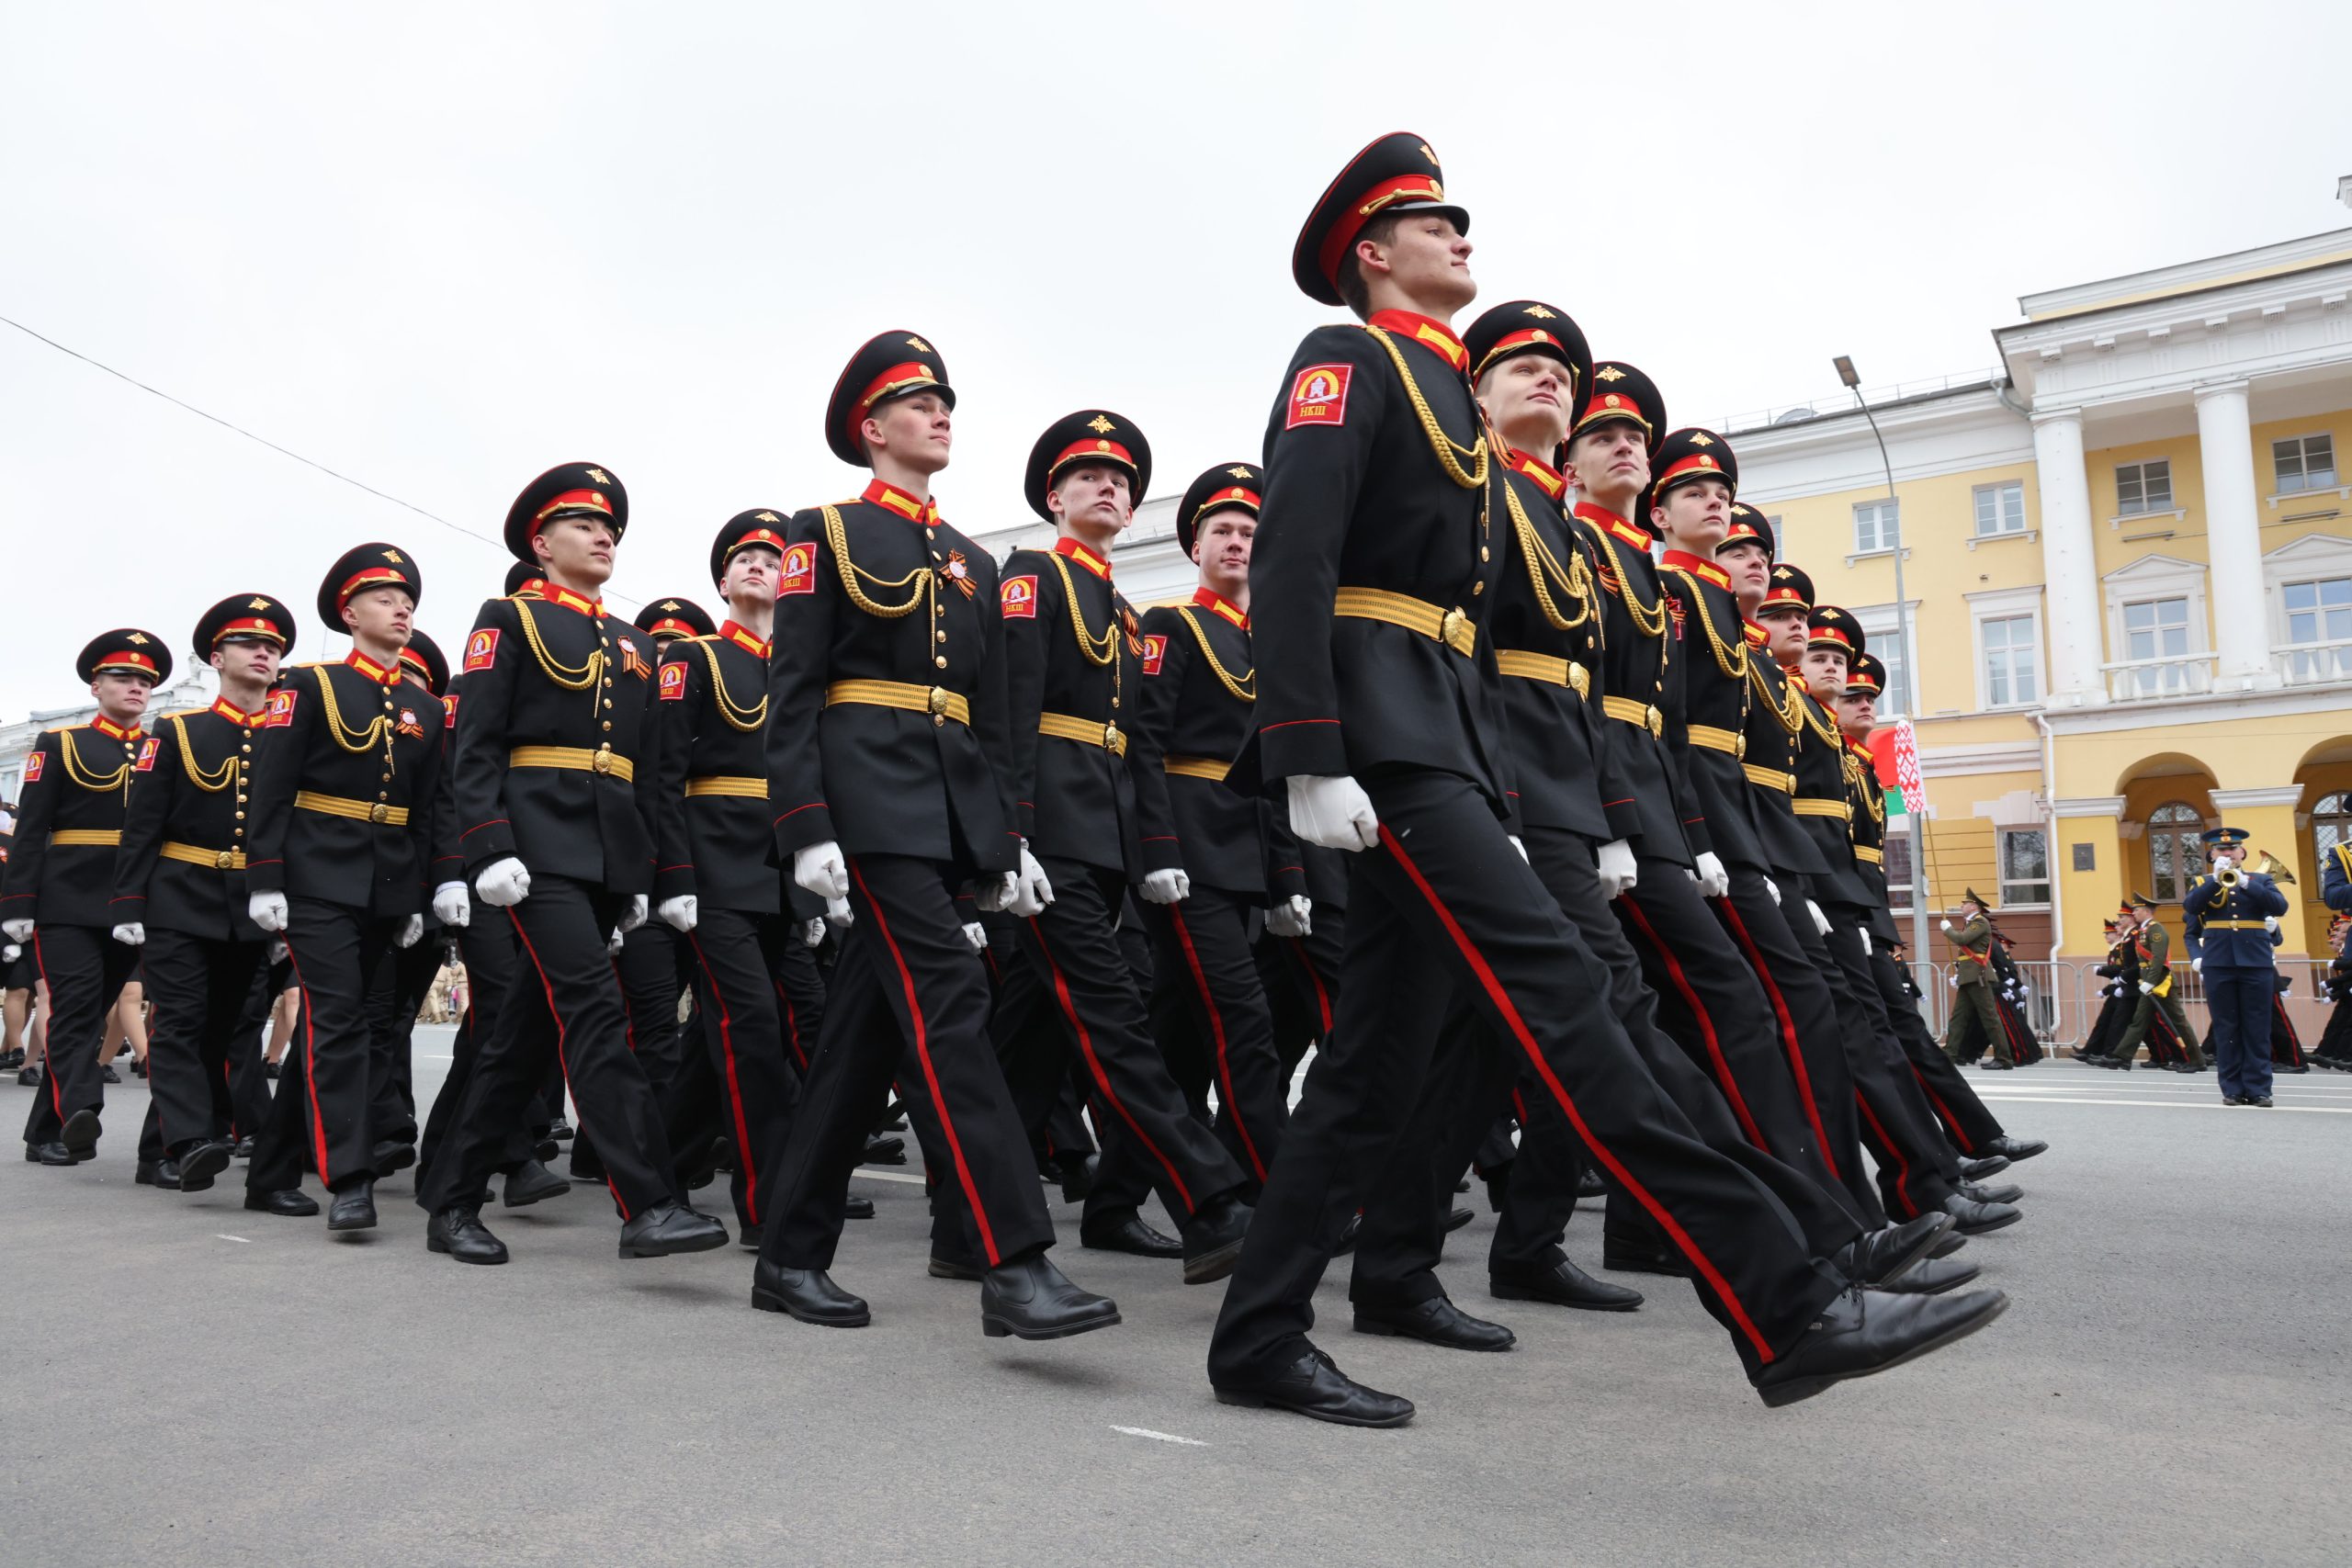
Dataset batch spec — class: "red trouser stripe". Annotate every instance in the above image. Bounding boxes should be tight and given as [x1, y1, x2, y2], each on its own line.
[277, 933, 335, 1187]
[849, 861, 1001, 1266]
[1292, 938, 1334, 1034]
[687, 932, 760, 1225]
[1907, 1064, 1976, 1155]
[1030, 918, 1197, 1215]
[1852, 1090, 1921, 1221]
[1380, 826, 1776, 1363]
[2273, 997, 2302, 1066]
[1618, 895, 1770, 1152]
[1716, 897, 1842, 1179]
[1168, 902, 1266, 1182]
[774, 978, 810, 1072]
[32, 931, 64, 1122]
[506, 910, 631, 1223]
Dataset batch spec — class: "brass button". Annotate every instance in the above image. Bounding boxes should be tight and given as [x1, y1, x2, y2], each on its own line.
[368, 803, 390, 823]
[1472, 581, 1485, 596]
[601, 720, 613, 731]
[927, 686, 951, 716]
[603, 699, 613, 709]
[215, 851, 234, 869]
[1110, 697, 1120, 709]
[241, 744, 251, 754]
[601, 677, 613, 688]
[379, 791, 389, 801]
[232, 827, 243, 838]
[236, 794, 247, 805]
[1480, 546, 1490, 561]
[933, 715, 946, 728]
[936, 631, 946, 643]
[235, 811, 245, 820]
[591, 750, 615, 775]
[934, 656, 947, 669]
[595, 620, 606, 629]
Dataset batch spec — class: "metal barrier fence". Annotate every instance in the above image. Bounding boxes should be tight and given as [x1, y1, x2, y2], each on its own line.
[1896, 955, 2341, 1052]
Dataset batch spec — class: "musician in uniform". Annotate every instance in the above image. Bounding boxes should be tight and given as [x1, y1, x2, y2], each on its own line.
[2107, 893, 2205, 1072]
[2185, 827, 2290, 1106]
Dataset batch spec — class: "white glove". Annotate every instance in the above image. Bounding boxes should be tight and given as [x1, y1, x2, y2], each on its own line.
[1509, 835, 1528, 863]
[1859, 929, 1872, 956]
[432, 881, 470, 928]
[2138, 979, 2154, 995]
[2190, 957, 2202, 976]
[803, 918, 827, 947]
[1140, 868, 1190, 905]
[1595, 839, 1638, 901]
[606, 927, 625, 955]
[248, 891, 289, 933]
[619, 894, 649, 934]
[1286, 774, 1380, 852]
[1763, 877, 1782, 907]
[394, 914, 425, 949]
[824, 896, 854, 929]
[1007, 843, 1054, 919]
[475, 857, 532, 908]
[110, 922, 146, 946]
[268, 939, 288, 963]
[2265, 916, 2280, 932]
[2, 918, 33, 942]
[658, 895, 698, 933]
[1805, 899, 1833, 938]
[1, 944, 17, 964]
[1266, 895, 1313, 939]
[1693, 852, 1730, 899]
[794, 840, 849, 901]
[1939, 918, 1954, 933]
[962, 921, 987, 952]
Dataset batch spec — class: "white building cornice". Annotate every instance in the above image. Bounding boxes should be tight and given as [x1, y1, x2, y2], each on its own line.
[2015, 227, 2352, 321]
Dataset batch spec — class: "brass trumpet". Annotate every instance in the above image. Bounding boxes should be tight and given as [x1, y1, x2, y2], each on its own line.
[2256, 850, 2296, 885]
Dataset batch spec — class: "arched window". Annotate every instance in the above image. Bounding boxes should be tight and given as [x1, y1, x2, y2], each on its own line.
[2147, 801, 2204, 903]
[2316, 792, 2352, 869]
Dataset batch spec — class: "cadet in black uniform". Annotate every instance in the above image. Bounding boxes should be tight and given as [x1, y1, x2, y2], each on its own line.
[6, 629, 169, 1163]
[110, 595, 294, 1193]
[1206, 134, 2006, 1425]
[242, 547, 442, 1232]
[418, 465, 724, 1264]
[751, 331, 1117, 1340]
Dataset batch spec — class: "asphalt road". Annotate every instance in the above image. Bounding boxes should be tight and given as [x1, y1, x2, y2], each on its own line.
[4, 1032, 2348, 1567]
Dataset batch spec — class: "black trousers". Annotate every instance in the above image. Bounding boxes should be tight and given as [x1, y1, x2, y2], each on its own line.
[141, 927, 269, 1156]
[756, 854, 1055, 1272]
[419, 918, 524, 1179]
[23, 924, 138, 1147]
[1002, 857, 1245, 1224]
[367, 935, 440, 1151]
[1349, 827, 1865, 1305]
[1261, 921, 1342, 1082]
[1147, 887, 1289, 1189]
[251, 899, 403, 1190]
[1871, 948, 2006, 1154]
[1815, 914, 1961, 1219]
[1207, 773, 1846, 1387]
[415, 875, 680, 1222]
[670, 908, 806, 1230]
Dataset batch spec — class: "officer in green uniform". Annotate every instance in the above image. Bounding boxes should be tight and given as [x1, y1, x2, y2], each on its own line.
[1939, 890, 2008, 1067]
[2108, 893, 2205, 1071]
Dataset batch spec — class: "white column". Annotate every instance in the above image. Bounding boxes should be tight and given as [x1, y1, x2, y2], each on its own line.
[2031, 409, 2105, 705]
[2194, 379, 2276, 690]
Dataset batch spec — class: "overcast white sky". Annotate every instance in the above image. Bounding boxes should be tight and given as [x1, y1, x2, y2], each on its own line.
[3, 1, 2343, 712]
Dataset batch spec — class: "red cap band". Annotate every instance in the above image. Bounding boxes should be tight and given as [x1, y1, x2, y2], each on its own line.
[1317, 174, 1448, 290]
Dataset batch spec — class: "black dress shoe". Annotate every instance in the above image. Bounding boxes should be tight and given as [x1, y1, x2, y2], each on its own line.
[2074, 1051, 2108, 1066]
[1180, 1194, 1252, 1284]
[328, 1178, 379, 1232]
[100, 1064, 122, 1084]
[1832, 1213, 1956, 1287]
[177, 1142, 233, 1192]
[2249, 1094, 2275, 1108]
[371, 1141, 417, 1177]
[1442, 1206, 1475, 1234]
[709, 1136, 735, 1174]
[548, 1119, 574, 1143]
[1751, 1286, 2009, 1407]
[861, 1134, 907, 1166]
[136, 1157, 184, 1190]
[1982, 1135, 2048, 1162]
[0, 1047, 21, 1070]
[245, 1188, 319, 1217]
[1928, 1231, 1967, 1258]
[15, 1066, 39, 1087]
[1978, 1058, 2015, 1071]
[617, 1201, 729, 1258]
[1490, 1258, 1644, 1312]
[980, 1254, 1120, 1339]
[502, 1159, 571, 1207]
[1216, 1348, 1414, 1427]
[929, 1253, 986, 1281]
[61, 1108, 100, 1157]
[130, 1057, 149, 1079]
[1938, 1193, 2022, 1235]
[1355, 1295, 1515, 1350]
[27, 1141, 77, 1165]
[1454, 1175, 1471, 1193]
[1057, 1153, 1099, 1204]
[2222, 1094, 2246, 1106]
[1956, 1153, 2012, 1180]
[426, 1204, 508, 1264]
[232, 1137, 254, 1159]
[1601, 1231, 1689, 1277]
[263, 1059, 280, 1079]
[1959, 1179, 2024, 1205]
[1577, 1168, 1608, 1200]
[752, 1260, 870, 1325]
[1080, 1208, 1184, 1258]
[1872, 1256, 1981, 1295]
[844, 1193, 875, 1220]
[533, 1138, 561, 1164]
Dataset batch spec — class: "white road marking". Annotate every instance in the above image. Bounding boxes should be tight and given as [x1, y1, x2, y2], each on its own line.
[1112, 1425, 1209, 1447]
[215, 1234, 251, 1244]
[852, 1168, 926, 1186]
[1973, 1095, 2352, 1114]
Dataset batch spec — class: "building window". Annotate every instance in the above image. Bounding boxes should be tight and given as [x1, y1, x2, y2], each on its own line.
[1998, 828, 2050, 907]
[2282, 575, 2352, 682]
[2118, 595, 2195, 694]
[2315, 792, 2352, 869]
[1980, 615, 2039, 706]
[1853, 499, 1900, 554]
[2116, 458, 2172, 516]
[1884, 830, 1914, 917]
[1766, 514, 1786, 558]
[2148, 801, 2203, 903]
[2274, 434, 2337, 495]
[1973, 481, 2026, 537]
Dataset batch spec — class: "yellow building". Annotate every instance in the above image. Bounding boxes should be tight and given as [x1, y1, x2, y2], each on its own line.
[1730, 206, 2352, 985]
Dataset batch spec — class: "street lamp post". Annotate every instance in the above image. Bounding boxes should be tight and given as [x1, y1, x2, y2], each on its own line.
[1833, 355, 1932, 965]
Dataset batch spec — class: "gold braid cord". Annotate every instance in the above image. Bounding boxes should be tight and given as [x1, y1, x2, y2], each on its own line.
[167, 715, 235, 793]
[823, 504, 932, 619]
[1748, 660, 1806, 735]
[1595, 528, 1668, 640]
[1501, 480, 1592, 631]
[694, 639, 767, 732]
[1362, 326, 1488, 490]
[513, 600, 605, 692]
[1175, 605, 1255, 702]
[1662, 570, 1749, 680]
[1800, 691, 1844, 748]
[309, 665, 392, 757]
[1048, 554, 1119, 668]
[56, 730, 131, 794]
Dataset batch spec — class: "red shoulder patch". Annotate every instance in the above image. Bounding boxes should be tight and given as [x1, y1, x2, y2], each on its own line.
[462, 627, 500, 672]
[778, 541, 817, 596]
[1000, 575, 1038, 619]
[1141, 634, 1167, 675]
[1285, 362, 1352, 429]
[134, 738, 160, 773]
[441, 693, 460, 729]
[263, 688, 299, 728]
[24, 749, 43, 783]
[658, 660, 689, 701]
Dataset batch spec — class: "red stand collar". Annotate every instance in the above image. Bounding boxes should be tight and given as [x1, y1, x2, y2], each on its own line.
[209, 696, 260, 726]
[1574, 501, 1655, 551]
[1660, 549, 1731, 590]
[1507, 447, 1566, 499]
[862, 479, 942, 527]
[344, 649, 400, 685]
[91, 714, 141, 742]
[539, 582, 603, 615]
[1053, 536, 1112, 580]
[1368, 310, 1468, 373]
[1191, 586, 1248, 628]
[718, 620, 772, 660]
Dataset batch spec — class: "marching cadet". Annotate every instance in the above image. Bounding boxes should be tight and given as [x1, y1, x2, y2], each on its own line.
[2315, 915, 2352, 1069]
[364, 628, 457, 1172]
[1207, 133, 2005, 1426]
[649, 512, 808, 1244]
[752, 330, 1118, 1340]
[109, 594, 294, 1193]
[1939, 889, 2011, 1066]
[417, 464, 725, 1265]
[992, 411, 1253, 1278]
[241, 547, 441, 1231]
[1129, 460, 1305, 1198]
[5, 629, 169, 1164]
[2109, 894, 2208, 1072]
[2185, 827, 2290, 1106]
